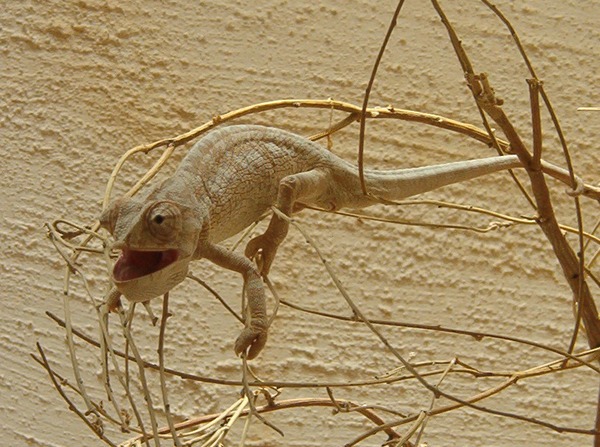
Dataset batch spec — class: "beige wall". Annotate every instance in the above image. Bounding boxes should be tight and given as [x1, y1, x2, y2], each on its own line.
[3, 1, 600, 446]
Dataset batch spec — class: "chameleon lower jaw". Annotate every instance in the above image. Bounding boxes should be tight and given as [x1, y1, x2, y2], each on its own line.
[112, 249, 190, 302]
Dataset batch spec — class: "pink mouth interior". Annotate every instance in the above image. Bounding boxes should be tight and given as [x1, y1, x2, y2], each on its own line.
[113, 248, 179, 282]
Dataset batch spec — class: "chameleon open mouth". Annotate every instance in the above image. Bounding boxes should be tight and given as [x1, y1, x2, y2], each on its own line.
[113, 248, 179, 282]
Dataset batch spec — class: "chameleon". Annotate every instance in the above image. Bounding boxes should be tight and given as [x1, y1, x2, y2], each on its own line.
[99, 124, 593, 359]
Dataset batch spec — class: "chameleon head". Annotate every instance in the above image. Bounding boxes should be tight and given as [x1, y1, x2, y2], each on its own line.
[100, 198, 199, 302]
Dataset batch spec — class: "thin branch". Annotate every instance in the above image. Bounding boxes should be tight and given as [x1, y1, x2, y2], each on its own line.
[478, 0, 595, 353]
[276, 299, 600, 374]
[528, 79, 543, 169]
[124, 397, 404, 446]
[271, 206, 598, 442]
[116, 307, 161, 447]
[358, 0, 407, 195]
[158, 293, 183, 446]
[303, 202, 600, 246]
[155, 350, 600, 446]
[36, 343, 118, 447]
[43, 4, 600, 444]
[415, 358, 457, 445]
[431, 0, 600, 350]
[187, 274, 244, 324]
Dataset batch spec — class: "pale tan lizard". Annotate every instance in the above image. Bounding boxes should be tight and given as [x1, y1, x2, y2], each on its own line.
[99, 124, 594, 359]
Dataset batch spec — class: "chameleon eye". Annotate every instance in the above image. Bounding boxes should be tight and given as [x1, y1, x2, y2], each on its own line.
[153, 214, 165, 225]
[146, 201, 181, 242]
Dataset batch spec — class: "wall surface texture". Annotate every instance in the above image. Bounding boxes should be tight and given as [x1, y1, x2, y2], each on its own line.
[2, 1, 600, 446]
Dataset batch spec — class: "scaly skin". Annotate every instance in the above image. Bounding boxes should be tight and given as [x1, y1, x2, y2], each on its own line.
[99, 125, 590, 359]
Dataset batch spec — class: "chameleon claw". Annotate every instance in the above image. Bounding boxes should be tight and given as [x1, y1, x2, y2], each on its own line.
[244, 234, 263, 259]
[234, 326, 268, 360]
[245, 234, 278, 275]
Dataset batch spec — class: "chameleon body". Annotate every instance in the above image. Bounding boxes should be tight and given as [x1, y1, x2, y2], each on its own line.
[100, 124, 574, 359]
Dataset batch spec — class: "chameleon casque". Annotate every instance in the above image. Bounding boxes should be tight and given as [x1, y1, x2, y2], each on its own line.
[99, 124, 583, 359]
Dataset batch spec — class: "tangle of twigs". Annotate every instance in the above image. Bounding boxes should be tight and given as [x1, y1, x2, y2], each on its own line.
[40, 1, 600, 446]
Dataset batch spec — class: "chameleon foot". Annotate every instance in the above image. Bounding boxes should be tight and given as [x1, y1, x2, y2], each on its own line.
[244, 233, 280, 275]
[234, 325, 268, 360]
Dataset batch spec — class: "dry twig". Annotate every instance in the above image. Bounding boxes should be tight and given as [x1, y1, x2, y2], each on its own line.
[40, 2, 600, 446]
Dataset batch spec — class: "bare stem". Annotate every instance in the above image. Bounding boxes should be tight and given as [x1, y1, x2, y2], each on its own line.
[358, 0, 407, 195]
[158, 293, 183, 446]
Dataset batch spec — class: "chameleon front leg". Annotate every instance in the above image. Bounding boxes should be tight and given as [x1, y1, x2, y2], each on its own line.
[202, 243, 268, 359]
[245, 168, 332, 274]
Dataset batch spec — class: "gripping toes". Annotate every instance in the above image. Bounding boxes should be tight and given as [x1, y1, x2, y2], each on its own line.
[234, 326, 268, 360]
[244, 234, 278, 275]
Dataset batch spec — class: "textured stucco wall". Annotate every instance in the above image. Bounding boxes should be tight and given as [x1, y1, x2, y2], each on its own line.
[2, 1, 600, 446]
